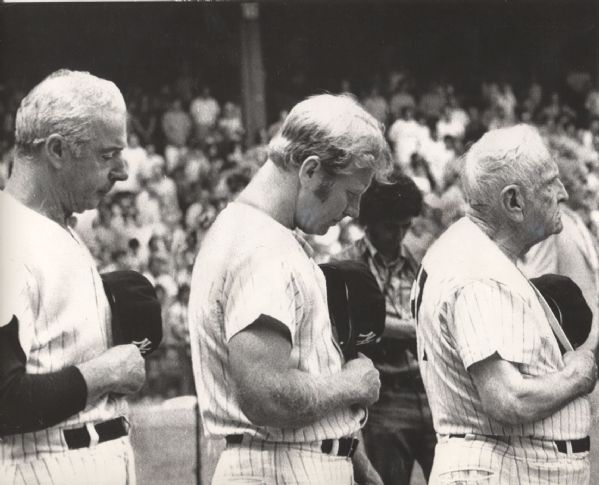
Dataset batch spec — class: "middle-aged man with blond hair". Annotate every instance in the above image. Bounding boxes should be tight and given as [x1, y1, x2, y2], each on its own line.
[189, 93, 392, 484]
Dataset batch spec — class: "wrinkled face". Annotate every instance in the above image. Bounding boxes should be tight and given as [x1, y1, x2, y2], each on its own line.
[367, 216, 413, 257]
[295, 166, 374, 235]
[64, 110, 128, 214]
[525, 158, 568, 243]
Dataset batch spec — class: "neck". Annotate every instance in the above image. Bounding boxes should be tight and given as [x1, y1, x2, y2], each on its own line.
[467, 212, 526, 264]
[5, 159, 69, 228]
[235, 160, 297, 229]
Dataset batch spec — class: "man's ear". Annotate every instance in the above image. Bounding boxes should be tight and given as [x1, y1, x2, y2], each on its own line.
[44, 134, 69, 170]
[500, 184, 525, 222]
[298, 155, 322, 188]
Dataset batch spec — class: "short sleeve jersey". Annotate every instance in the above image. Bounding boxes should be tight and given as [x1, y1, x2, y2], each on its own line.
[412, 217, 590, 440]
[188, 202, 366, 442]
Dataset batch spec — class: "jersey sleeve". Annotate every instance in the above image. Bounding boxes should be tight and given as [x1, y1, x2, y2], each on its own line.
[451, 280, 536, 369]
[224, 247, 301, 343]
[0, 259, 37, 359]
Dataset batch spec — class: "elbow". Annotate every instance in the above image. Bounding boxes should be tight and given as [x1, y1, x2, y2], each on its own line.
[238, 396, 273, 427]
[238, 394, 297, 428]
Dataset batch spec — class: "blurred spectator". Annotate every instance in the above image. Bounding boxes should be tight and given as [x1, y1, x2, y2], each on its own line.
[419, 82, 446, 121]
[190, 86, 220, 143]
[389, 81, 416, 121]
[131, 94, 158, 146]
[218, 101, 244, 143]
[174, 61, 195, 106]
[116, 133, 147, 195]
[145, 156, 182, 225]
[363, 85, 389, 125]
[522, 82, 543, 119]
[388, 106, 423, 167]
[162, 98, 192, 172]
[436, 105, 465, 140]
[585, 83, 599, 120]
[145, 254, 178, 299]
[493, 82, 517, 122]
[419, 131, 456, 188]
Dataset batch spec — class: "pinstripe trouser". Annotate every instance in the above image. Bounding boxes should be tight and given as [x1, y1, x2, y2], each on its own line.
[212, 437, 353, 485]
[0, 436, 135, 485]
[429, 434, 590, 485]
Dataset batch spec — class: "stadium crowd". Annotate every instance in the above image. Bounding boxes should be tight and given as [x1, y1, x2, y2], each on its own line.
[2, 69, 599, 400]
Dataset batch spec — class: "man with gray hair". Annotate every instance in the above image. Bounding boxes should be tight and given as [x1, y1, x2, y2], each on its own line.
[189, 93, 391, 484]
[0, 70, 145, 484]
[412, 124, 598, 484]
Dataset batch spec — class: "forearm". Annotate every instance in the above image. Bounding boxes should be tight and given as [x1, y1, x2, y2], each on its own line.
[491, 368, 586, 424]
[76, 358, 116, 404]
[239, 367, 359, 428]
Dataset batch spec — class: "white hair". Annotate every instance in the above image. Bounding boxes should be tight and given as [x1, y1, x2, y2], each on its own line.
[461, 124, 550, 215]
[15, 69, 126, 157]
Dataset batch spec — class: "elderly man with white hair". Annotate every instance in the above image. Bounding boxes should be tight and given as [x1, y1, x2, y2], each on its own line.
[412, 124, 598, 484]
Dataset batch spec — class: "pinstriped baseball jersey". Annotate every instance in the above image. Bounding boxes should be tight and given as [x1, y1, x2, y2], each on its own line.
[412, 217, 590, 440]
[188, 202, 366, 442]
[0, 191, 128, 463]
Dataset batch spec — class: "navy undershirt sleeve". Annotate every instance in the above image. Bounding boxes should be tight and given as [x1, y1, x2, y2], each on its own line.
[0, 316, 88, 435]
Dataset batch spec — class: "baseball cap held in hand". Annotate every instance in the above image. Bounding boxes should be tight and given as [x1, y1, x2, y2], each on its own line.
[319, 260, 386, 360]
[101, 270, 163, 357]
[530, 273, 592, 350]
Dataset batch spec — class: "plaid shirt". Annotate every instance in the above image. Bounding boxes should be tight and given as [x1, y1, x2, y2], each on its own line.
[334, 236, 420, 376]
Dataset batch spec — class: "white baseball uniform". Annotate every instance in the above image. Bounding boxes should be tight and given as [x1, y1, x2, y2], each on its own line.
[0, 191, 134, 485]
[188, 202, 365, 484]
[412, 217, 591, 484]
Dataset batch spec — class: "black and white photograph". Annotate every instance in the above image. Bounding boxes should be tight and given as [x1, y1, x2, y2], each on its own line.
[1, 1, 599, 484]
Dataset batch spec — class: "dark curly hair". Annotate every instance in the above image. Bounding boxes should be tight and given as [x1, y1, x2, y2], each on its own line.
[358, 173, 423, 226]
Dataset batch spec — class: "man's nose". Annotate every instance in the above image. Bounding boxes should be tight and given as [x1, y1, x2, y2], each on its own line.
[111, 155, 128, 181]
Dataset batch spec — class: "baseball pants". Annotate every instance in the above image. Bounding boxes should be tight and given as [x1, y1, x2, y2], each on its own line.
[430, 434, 589, 485]
[0, 436, 135, 485]
[212, 436, 353, 485]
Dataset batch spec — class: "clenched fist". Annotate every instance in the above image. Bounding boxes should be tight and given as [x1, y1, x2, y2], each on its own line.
[342, 353, 381, 406]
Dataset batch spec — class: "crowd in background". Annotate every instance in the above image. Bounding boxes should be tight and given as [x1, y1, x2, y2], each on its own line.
[2, 68, 599, 399]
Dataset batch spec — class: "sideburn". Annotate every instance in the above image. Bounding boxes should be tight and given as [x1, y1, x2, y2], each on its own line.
[314, 176, 335, 202]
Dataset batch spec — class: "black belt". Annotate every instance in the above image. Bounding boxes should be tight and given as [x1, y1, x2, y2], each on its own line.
[63, 417, 130, 450]
[448, 434, 590, 454]
[225, 434, 359, 458]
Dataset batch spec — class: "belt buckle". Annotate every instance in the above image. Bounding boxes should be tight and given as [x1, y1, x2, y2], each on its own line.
[86, 422, 100, 447]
